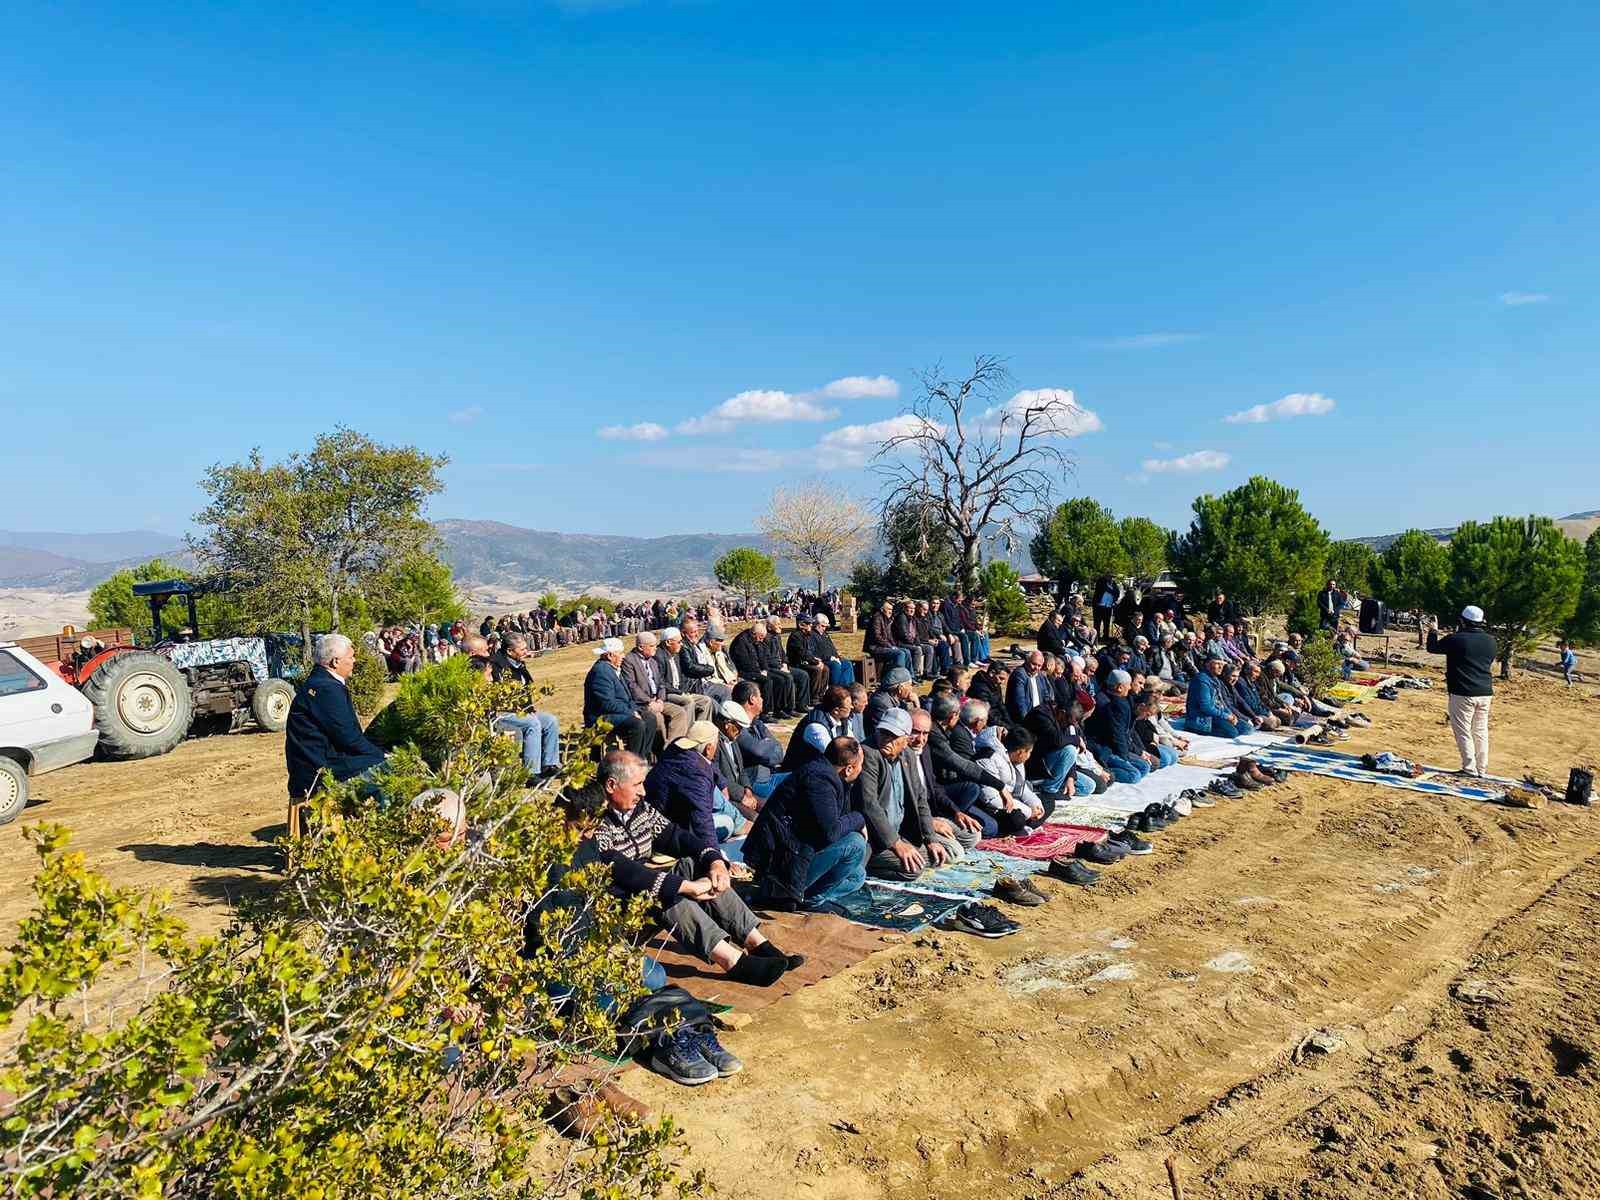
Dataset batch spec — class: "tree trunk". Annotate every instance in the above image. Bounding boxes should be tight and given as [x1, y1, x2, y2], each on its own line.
[1500, 647, 1512, 680]
[299, 598, 313, 670]
[960, 538, 981, 593]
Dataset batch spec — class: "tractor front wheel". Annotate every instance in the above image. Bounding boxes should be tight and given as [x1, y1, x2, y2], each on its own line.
[251, 679, 296, 732]
[82, 652, 194, 760]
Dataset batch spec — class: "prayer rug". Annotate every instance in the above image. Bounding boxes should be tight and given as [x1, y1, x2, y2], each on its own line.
[828, 885, 969, 932]
[866, 848, 1051, 901]
[1247, 744, 1506, 801]
[976, 823, 1105, 859]
[647, 908, 889, 1015]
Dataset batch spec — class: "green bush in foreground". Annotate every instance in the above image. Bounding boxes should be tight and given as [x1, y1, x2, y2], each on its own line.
[0, 659, 704, 1200]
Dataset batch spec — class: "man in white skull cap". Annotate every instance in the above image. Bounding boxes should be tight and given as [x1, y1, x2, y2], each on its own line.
[1425, 605, 1498, 777]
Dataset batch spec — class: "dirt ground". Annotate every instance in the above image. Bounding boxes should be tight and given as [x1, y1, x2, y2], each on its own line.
[4, 631, 1600, 1200]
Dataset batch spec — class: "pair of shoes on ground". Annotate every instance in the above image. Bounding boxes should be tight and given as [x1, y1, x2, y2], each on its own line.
[941, 900, 1022, 938]
[994, 875, 1050, 907]
[1047, 857, 1100, 886]
[1125, 802, 1180, 835]
[651, 1025, 744, 1086]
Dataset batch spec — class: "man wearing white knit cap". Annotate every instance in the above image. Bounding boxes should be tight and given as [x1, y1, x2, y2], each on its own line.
[1425, 605, 1498, 777]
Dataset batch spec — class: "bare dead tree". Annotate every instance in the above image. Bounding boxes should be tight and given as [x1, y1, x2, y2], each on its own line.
[873, 355, 1084, 590]
[756, 482, 875, 592]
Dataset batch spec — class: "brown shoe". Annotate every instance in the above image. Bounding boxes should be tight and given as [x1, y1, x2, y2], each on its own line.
[547, 1082, 649, 1137]
[1231, 769, 1264, 791]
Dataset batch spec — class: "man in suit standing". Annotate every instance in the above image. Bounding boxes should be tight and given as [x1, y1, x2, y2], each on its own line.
[285, 633, 387, 800]
[583, 637, 658, 758]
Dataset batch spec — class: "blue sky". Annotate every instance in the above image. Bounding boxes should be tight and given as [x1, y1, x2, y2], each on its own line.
[5, 1, 1596, 542]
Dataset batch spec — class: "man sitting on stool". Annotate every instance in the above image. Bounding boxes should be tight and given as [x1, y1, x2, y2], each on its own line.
[286, 632, 387, 801]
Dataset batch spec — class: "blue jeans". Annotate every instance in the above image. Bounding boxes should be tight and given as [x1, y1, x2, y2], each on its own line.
[494, 711, 561, 770]
[803, 833, 869, 906]
[1154, 743, 1179, 769]
[828, 659, 856, 686]
[1096, 748, 1150, 784]
[1071, 771, 1097, 796]
[1189, 713, 1245, 739]
[1038, 746, 1075, 795]
[932, 639, 953, 674]
[942, 781, 997, 838]
[875, 647, 913, 676]
[956, 631, 978, 662]
[751, 771, 789, 800]
[711, 787, 744, 840]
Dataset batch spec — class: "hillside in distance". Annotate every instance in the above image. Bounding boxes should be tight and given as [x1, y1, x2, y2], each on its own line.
[433, 520, 790, 591]
[0, 530, 190, 589]
[1349, 510, 1598, 552]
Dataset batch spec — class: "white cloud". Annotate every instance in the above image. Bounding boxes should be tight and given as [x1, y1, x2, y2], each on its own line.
[981, 388, 1105, 437]
[1083, 332, 1201, 350]
[1500, 291, 1550, 306]
[632, 446, 805, 474]
[448, 404, 484, 425]
[677, 389, 840, 436]
[820, 374, 900, 400]
[1140, 449, 1231, 474]
[1223, 392, 1336, 424]
[597, 421, 668, 442]
[815, 414, 944, 467]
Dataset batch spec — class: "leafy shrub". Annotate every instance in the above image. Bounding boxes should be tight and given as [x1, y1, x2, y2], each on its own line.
[1286, 591, 1321, 639]
[1297, 633, 1340, 700]
[978, 561, 1030, 635]
[347, 642, 388, 717]
[0, 660, 699, 1199]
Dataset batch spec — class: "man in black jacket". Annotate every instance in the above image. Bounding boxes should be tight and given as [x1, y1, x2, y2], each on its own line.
[286, 633, 387, 799]
[909, 707, 983, 852]
[677, 617, 731, 706]
[761, 619, 811, 716]
[729, 622, 793, 717]
[785, 614, 830, 710]
[744, 739, 869, 911]
[488, 633, 562, 777]
[893, 600, 934, 680]
[1425, 605, 1499, 777]
[926, 693, 990, 826]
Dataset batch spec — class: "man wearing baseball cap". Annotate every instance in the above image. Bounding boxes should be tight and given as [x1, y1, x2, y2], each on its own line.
[1425, 605, 1498, 776]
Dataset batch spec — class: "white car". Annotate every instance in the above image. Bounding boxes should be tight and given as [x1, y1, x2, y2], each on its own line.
[0, 643, 99, 824]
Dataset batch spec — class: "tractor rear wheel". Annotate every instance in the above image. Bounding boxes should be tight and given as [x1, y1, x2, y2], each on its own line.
[0, 757, 26, 825]
[251, 679, 296, 732]
[82, 652, 193, 760]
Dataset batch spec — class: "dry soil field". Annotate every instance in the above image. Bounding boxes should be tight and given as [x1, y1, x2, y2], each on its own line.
[3, 633, 1599, 1200]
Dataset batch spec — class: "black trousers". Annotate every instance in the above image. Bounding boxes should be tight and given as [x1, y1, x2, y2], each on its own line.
[609, 713, 658, 759]
[1093, 606, 1114, 640]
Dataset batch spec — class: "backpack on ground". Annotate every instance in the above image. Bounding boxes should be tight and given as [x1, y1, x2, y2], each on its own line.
[1566, 766, 1594, 807]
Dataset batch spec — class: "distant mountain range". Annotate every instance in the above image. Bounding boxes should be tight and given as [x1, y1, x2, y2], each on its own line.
[5, 509, 1592, 594]
[1348, 511, 1600, 552]
[0, 530, 191, 589]
[433, 520, 790, 591]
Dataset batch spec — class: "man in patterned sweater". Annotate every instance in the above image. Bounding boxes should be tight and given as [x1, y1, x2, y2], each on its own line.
[579, 750, 800, 987]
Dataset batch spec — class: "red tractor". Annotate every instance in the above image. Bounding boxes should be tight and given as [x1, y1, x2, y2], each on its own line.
[49, 580, 297, 761]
